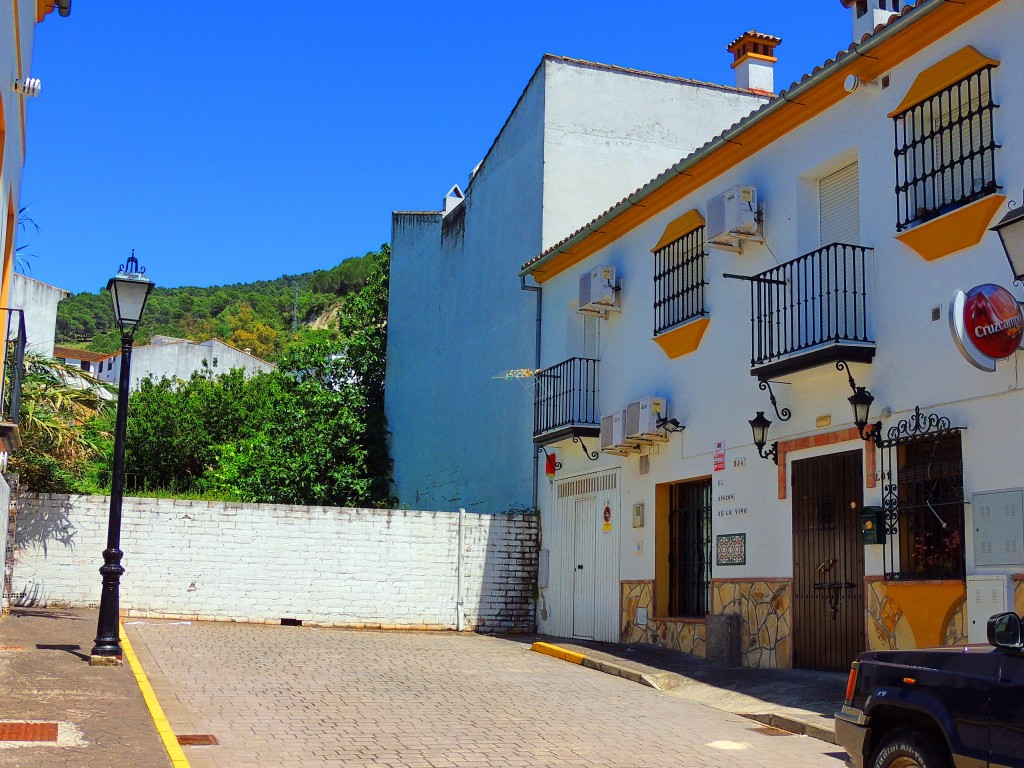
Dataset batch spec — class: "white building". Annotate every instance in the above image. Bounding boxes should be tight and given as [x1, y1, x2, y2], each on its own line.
[520, 0, 1024, 670]
[96, 336, 274, 391]
[10, 273, 68, 356]
[387, 53, 773, 513]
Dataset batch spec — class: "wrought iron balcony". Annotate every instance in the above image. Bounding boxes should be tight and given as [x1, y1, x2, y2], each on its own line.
[0, 309, 25, 452]
[533, 357, 600, 443]
[745, 243, 874, 378]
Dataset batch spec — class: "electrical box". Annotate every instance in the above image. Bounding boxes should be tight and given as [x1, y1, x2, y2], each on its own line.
[973, 490, 1024, 566]
[706, 185, 761, 251]
[578, 266, 619, 314]
[632, 503, 645, 528]
[861, 506, 885, 545]
[625, 397, 668, 441]
[967, 574, 1010, 644]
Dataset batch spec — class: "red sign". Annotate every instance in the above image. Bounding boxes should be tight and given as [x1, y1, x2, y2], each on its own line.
[544, 452, 557, 477]
[950, 284, 1024, 371]
[602, 505, 611, 524]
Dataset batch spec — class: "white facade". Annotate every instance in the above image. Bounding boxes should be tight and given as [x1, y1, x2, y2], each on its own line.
[97, 337, 274, 390]
[524, 0, 1024, 664]
[10, 273, 67, 355]
[388, 55, 770, 513]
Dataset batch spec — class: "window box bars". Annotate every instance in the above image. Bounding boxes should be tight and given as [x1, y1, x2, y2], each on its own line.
[532, 357, 600, 442]
[747, 243, 874, 374]
[654, 227, 707, 336]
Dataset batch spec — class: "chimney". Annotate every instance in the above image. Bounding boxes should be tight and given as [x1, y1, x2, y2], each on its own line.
[727, 31, 782, 94]
[442, 184, 464, 216]
[840, 0, 901, 42]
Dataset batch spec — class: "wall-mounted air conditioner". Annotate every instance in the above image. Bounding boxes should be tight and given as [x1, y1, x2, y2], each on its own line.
[600, 410, 637, 455]
[706, 185, 762, 252]
[579, 266, 621, 316]
[625, 397, 668, 442]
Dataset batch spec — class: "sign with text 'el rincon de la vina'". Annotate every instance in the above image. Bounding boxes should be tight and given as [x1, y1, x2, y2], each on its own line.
[950, 283, 1024, 372]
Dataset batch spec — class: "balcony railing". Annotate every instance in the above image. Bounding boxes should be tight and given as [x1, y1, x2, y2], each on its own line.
[533, 357, 600, 442]
[1, 309, 25, 427]
[746, 243, 874, 376]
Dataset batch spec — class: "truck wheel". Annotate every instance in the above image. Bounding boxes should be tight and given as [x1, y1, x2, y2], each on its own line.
[871, 728, 949, 768]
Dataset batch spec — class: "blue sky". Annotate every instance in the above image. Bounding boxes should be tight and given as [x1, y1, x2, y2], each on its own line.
[22, 2, 854, 294]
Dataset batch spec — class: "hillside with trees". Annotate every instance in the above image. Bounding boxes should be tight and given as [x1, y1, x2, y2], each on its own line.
[55, 253, 375, 360]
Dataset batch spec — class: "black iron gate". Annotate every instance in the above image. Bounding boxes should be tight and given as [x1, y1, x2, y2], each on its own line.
[792, 451, 865, 672]
[668, 479, 712, 617]
[879, 406, 965, 580]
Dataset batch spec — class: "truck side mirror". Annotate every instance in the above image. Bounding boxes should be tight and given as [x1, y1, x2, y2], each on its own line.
[861, 506, 885, 545]
[987, 612, 1023, 649]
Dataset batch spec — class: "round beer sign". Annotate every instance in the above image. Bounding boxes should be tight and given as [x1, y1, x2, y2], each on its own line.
[950, 283, 1024, 371]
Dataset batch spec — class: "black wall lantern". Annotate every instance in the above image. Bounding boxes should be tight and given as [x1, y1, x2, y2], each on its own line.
[990, 196, 1024, 283]
[838, 361, 882, 445]
[657, 416, 684, 434]
[749, 410, 778, 464]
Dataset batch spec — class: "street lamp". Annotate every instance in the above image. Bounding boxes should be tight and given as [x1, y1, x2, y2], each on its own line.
[990, 198, 1024, 283]
[90, 252, 153, 665]
[749, 410, 778, 464]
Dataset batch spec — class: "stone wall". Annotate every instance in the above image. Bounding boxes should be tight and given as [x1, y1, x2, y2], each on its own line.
[713, 579, 792, 669]
[620, 581, 706, 658]
[12, 494, 538, 632]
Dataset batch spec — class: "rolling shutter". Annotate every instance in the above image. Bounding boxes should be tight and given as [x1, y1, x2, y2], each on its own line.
[819, 162, 860, 247]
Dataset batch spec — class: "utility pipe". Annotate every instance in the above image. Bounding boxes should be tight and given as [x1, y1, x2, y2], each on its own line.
[456, 507, 465, 631]
[520, 275, 542, 511]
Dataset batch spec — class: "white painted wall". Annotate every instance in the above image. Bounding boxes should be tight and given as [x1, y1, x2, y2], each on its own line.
[98, 338, 274, 390]
[13, 494, 538, 632]
[9, 273, 67, 355]
[387, 55, 768, 514]
[534, 2, 1024, 635]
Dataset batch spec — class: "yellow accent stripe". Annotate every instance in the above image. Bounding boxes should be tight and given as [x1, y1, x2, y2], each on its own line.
[652, 209, 705, 252]
[731, 52, 778, 69]
[531, 641, 586, 664]
[888, 45, 999, 117]
[120, 624, 192, 768]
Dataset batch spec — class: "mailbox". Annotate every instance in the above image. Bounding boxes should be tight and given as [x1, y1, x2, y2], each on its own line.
[861, 505, 885, 545]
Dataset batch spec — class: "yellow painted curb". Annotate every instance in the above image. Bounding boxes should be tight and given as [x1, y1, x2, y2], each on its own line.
[531, 641, 586, 665]
[120, 624, 192, 768]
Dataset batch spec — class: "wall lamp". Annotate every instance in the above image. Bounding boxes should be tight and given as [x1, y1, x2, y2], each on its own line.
[837, 361, 882, 445]
[657, 416, 684, 434]
[748, 410, 777, 464]
[990, 195, 1024, 283]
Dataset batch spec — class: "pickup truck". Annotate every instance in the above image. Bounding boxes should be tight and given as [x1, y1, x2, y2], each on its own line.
[835, 611, 1024, 768]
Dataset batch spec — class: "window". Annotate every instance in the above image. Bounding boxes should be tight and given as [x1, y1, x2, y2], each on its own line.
[668, 478, 712, 617]
[893, 65, 997, 230]
[653, 225, 707, 336]
[894, 431, 965, 580]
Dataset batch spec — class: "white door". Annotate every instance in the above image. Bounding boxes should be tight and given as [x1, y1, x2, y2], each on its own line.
[572, 497, 597, 639]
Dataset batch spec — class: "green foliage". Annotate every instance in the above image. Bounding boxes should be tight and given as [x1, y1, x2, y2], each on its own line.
[55, 253, 376, 360]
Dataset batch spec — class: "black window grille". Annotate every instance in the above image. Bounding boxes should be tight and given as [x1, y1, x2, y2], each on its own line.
[890, 431, 966, 581]
[668, 478, 712, 617]
[653, 227, 707, 336]
[893, 66, 998, 231]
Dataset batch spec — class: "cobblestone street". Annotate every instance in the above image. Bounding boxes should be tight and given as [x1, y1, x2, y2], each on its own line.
[127, 620, 846, 768]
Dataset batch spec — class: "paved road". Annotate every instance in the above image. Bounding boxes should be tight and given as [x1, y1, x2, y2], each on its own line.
[127, 620, 846, 768]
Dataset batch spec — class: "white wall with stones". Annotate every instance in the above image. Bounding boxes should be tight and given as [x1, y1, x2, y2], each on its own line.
[11, 494, 538, 632]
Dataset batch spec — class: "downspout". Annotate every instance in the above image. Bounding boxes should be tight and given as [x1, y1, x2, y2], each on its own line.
[520, 275, 542, 511]
[456, 507, 465, 631]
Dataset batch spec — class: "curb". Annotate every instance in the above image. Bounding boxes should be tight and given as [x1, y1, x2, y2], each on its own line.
[531, 641, 662, 690]
[120, 624, 192, 768]
[530, 641, 837, 745]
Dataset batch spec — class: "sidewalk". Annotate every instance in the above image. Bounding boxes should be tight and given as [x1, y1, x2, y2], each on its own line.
[516, 635, 847, 744]
[0, 607, 170, 768]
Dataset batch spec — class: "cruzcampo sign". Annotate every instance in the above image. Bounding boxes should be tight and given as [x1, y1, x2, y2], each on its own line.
[949, 283, 1024, 371]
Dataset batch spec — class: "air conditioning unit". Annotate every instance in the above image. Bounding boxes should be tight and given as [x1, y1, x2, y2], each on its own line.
[625, 397, 668, 442]
[706, 185, 762, 252]
[600, 410, 637, 455]
[579, 266, 621, 315]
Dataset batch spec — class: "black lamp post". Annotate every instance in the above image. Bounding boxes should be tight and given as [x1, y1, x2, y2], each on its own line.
[90, 252, 153, 665]
[749, 410, 778, 464]
[990, 199, 1024, 283]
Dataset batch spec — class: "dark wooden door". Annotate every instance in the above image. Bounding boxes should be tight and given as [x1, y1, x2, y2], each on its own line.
[792, 450, 865, 672]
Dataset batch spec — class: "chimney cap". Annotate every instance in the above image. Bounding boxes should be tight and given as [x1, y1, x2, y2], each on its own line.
[726, 30, 782, 55]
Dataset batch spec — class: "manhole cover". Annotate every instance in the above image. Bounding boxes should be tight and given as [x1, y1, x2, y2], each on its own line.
[751, 725, 796, 736]
[0, 722, 59, 741]
[178, 734, 219, 746]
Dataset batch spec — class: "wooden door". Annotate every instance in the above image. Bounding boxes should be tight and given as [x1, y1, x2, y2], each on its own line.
[792, 451, 865, 672]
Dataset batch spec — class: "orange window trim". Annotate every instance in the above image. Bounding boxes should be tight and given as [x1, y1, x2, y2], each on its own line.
[888, 45, 1000, 118]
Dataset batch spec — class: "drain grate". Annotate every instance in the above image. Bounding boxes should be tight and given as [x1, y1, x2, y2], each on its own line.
[178, 734, 219, 746]
[750, 725, 796, 736]
[0, 722, 59, 741]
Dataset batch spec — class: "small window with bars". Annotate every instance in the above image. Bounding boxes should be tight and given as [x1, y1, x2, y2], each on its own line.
[653, 226, 707, 336]
[893, 66, 998, 231]
[893, 431, 966, 581]
[668, 478, 712, 618]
